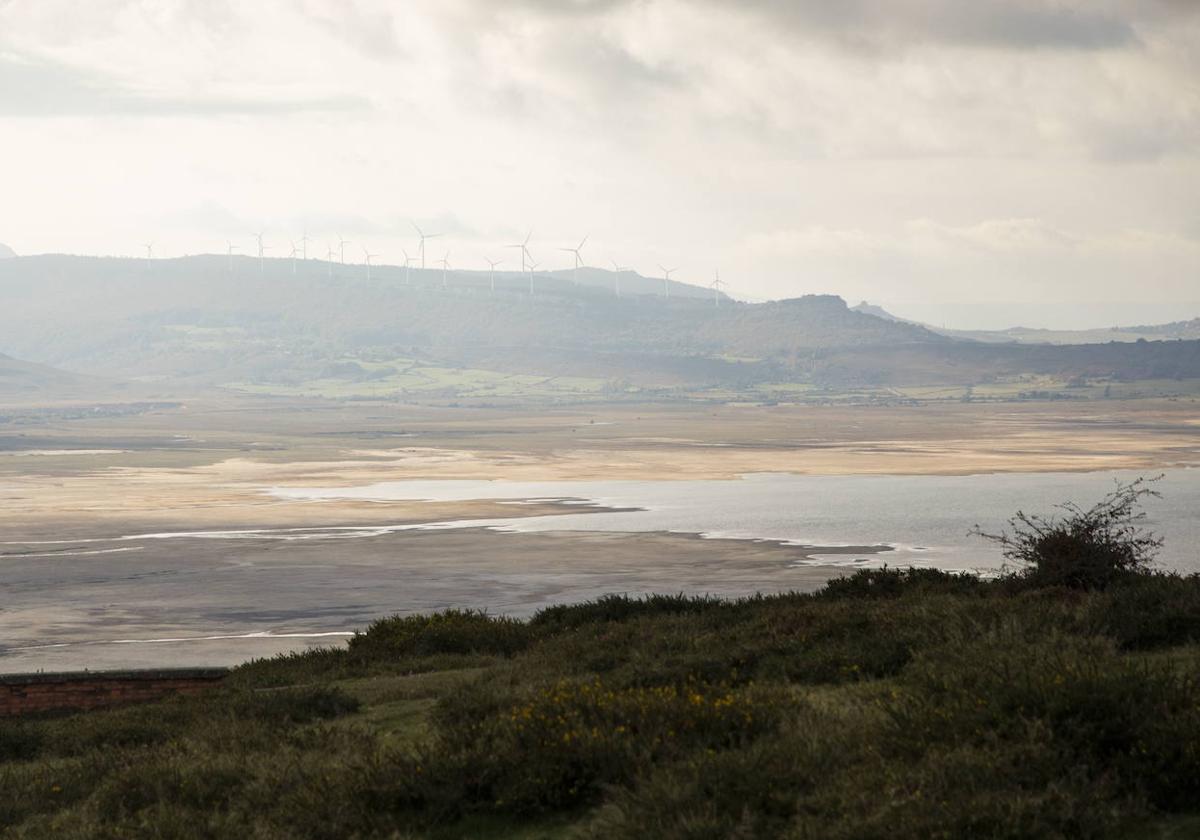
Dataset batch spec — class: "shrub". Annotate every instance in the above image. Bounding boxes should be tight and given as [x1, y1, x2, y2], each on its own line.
[973, 476, 1163, 590]
[579, 715, 849, 840]
[1083, 573, 1200, 650]
[222, 686, 361, 724]
[230, 647, 358, 689]
[530, 593, 730, 631]
[889, 630, 1200, 810]
[818, 567, 987, 601]
[348, 609, 532, 660]
[0, 722, 44, 762]
[383, 675, 792, 817]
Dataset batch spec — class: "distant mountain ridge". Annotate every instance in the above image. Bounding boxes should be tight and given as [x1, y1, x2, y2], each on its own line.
[0, 255, 938, 384]
[0, 243, 16, 259]
[852, 301, 1200, 345]
[1, 255, 1197, 392]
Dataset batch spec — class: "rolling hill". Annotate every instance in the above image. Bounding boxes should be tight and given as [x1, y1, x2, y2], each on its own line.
[1, 254, 1198, 399]
[0, 352, 100, 400]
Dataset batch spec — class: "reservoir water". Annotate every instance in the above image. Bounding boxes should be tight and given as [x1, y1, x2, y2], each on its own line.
[273, 468, 1200, 573]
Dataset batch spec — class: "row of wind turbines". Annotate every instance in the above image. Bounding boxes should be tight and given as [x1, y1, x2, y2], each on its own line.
[156, 224, 728, 304]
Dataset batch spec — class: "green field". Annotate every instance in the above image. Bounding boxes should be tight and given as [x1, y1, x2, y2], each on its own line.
[227, 357, 622, 401]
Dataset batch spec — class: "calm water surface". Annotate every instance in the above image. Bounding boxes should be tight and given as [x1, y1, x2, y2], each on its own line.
[274, 468, 1200, 573]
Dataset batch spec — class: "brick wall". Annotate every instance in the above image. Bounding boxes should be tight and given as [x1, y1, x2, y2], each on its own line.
[0, 669, 228, 717]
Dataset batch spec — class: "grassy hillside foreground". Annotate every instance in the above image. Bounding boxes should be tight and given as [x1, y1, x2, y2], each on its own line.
[5, 490, 1200, 838]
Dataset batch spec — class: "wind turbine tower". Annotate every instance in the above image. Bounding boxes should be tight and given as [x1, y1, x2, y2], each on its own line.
[711, 270, 724, 307]
[288, 240, 300, 275]
[325, 244, 335, 280]
[438, 251, 452, 290]
[363, 246, 379, 282]
[254, 232, 269, 276]
[401, 248, 415, 285]
[527, 256, 540, 296]
[411, 223, 442, 270]
[485, 257, 503, 295]
[558, 235, 588, 286]
[610, 259, 627, 297]
[506, 229, 533, 275]
[337, 235, 351, 265]
[659, 265, 677, 298]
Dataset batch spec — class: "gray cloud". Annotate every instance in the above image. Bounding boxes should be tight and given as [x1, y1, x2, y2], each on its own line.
[0, 53, 371, 117]
[482, 0, 1143, 50]
[725, 0, 1138, 50]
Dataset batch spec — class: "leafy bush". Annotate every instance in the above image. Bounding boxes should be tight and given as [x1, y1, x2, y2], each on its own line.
[974, 476, 1163, 590]
[348, 609, 533, 660]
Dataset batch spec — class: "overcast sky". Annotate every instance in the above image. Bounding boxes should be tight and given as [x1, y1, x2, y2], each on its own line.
[1, 0, 1197, 328]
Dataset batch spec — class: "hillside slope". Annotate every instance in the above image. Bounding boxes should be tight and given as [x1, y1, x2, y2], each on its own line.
[0, 255, 939, 383]
[2, 255, 1198, 395]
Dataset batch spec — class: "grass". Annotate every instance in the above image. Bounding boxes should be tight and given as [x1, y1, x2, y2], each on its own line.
[5, 570, 1200, 838]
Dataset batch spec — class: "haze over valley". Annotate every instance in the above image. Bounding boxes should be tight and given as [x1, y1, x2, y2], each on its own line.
[3, 3, 1200, 836]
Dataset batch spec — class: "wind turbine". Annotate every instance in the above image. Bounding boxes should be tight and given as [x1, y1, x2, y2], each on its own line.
[288, 240, 300, 275]
[527, 256, 540, 296]
[226, 241, 239, 276]
[711, 269, 724, 307]
[558, 234, 588, 285]
[362, 246, 379, 282]
[253, 232, 270, 276]
[337, 235, 351, 265]
[143, 242, 154, 260]
[610, 259, 627, 297]
[325, 244, 335, 279]
[401, 248, 415, 285]
[485, 257, 503, 295]
[299, 231, 310, 261]
[411, 222, 441, 270]
[438, 251, 452, 290]
[506, 229, 533, 274]
[659, 264, 677, 298]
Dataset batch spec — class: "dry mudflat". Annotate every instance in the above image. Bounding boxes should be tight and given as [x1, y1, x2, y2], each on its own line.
[2, 395, 1197, 671]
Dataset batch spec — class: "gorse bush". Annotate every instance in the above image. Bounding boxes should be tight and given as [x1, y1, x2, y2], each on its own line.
[818, 566, 987, 600]
[348, 608, 533, 659]
[1083, 573, 1200, 650]
[382, 675, 791, 818]
[974, 476, 1164, 590]
[531, 592, 730, 630]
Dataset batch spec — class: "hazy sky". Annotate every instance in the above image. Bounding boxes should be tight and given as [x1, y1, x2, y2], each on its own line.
[1, 0, 1197, 328]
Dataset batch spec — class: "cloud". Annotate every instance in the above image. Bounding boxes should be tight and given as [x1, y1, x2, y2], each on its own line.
[478, 0, 1142, 51]
[0, 52, 371, 117]
[722, 0, 1138, 51]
